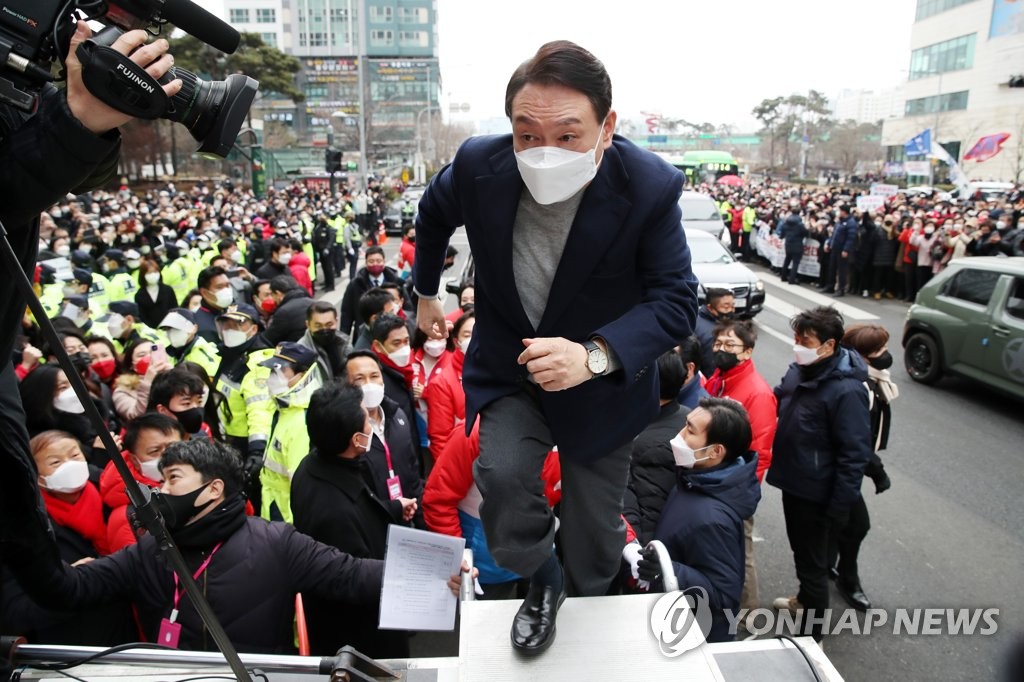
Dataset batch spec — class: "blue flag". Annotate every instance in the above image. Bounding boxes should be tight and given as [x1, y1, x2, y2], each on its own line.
[905, 129, 932, 157]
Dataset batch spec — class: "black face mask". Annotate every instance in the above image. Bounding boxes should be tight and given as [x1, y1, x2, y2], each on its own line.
[69, 351, 92, 371]
[171, 407, 204, 434]
[712, 350, 741, 373]
[868, 351, 893, 371]
[156, 481, 213, 532]
[711, 308, 733, 320]
[312, 329, 339, 347]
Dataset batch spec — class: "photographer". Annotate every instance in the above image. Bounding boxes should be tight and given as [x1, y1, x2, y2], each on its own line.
[0, 21, 181, 605]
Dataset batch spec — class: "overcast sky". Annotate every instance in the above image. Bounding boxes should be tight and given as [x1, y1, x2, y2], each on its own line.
[208, 0, 918, 130]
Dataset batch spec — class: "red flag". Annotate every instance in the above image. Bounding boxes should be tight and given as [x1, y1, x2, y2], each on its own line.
[963, 133, 1011, 163]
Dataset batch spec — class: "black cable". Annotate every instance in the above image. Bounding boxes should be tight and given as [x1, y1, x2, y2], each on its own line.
[29, 642, 172, 671]
[775, 633, 825, 682]
[51, 669, 88, 682]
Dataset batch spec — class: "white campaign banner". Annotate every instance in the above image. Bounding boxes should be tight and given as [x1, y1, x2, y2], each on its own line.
[870, 183, 899, 197]
[904, 160, 930, 175]
[856, 195, 886, 212]
[754, 225, 821, 278]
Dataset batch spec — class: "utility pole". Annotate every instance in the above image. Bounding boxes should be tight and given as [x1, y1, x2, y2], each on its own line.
[356, 0, 368, 191]
[929, 70, 943, 187]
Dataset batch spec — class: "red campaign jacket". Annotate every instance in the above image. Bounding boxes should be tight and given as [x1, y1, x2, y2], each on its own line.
[100, 455, 162, 553]
[423, 421, 561, 538]
[398, 238, 416, 272]
[703, 359, 777, 483]
[422, 349, 467, 461]
[289, 253, 314, 295]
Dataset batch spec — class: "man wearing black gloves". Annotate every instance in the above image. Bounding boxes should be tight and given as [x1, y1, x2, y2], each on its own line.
[767, 306, 872, 642]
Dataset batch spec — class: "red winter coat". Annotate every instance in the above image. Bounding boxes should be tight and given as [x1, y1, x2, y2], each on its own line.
[398, 238, 416, 273]
[100, 455, 163, 553]
[422, 348, 467, 462]
[703, 359, 777, 483]
[289, 252, 314, 295]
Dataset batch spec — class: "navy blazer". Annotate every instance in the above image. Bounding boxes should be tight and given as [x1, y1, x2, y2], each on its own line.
[414, 134, 699, 463]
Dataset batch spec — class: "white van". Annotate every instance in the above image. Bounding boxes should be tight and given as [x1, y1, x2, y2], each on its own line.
[677, 190, 725, 240]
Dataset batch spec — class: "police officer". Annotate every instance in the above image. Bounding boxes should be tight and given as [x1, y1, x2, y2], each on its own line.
[104, 300, 166, 355]
[106, 248, 142, 303]
[158, 308, 221, 377]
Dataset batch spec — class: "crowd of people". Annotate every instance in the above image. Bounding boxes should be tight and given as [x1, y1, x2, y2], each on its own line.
[710, 181, 1024, 300]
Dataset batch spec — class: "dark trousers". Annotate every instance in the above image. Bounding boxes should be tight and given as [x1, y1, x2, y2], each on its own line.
[730, 230, 742, 254]
[319, 249, 335, 290]
[331, 244, 345, 273]
[781, 250, 803, 283]
[903, 264, 918, 301]
[827, 496, 870, 588]
[829, 251, 850, 293]
[781, 492, 831, 641]
[347, 243, 362, 279]
[916, 265, 933, 291]
[741, 231, 752, 260]
[475, 387, 632, 597]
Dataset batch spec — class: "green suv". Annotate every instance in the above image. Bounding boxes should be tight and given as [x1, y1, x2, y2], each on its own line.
[902, 257, 1024, 399]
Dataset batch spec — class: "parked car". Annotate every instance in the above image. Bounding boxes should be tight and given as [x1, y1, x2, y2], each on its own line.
[902, 257, 1024, 400]
[685, 228, 765, 318]
[678, 190, 726, 240]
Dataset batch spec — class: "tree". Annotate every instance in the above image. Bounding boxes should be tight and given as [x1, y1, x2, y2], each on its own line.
[1009, 113, 1024, 183]
[752, 97, 784, 167]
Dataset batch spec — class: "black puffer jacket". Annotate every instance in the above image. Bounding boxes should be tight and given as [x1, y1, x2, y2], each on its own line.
[622, 401, 689, 545]
[2, 496, 383, 654]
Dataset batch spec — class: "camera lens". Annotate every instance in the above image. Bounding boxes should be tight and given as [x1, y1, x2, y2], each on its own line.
[161, 68, 258, 158]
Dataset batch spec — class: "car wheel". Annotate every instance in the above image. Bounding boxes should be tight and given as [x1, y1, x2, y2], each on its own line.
[904, 333, 942, 384]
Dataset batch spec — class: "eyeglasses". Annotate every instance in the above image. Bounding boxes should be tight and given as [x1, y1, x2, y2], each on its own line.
[711, 340, 745, 352]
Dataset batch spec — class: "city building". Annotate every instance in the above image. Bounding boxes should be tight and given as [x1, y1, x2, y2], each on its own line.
[880, 0, 1024, 182]
[221, 0, 441, 173]
[829, 87, 906, 124]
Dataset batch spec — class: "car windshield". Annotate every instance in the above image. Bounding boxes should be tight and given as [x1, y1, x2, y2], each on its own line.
[679, 197, 721, 222]
[688, 238, 734, 264]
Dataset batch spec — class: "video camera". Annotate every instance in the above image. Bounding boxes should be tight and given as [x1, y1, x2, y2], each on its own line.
[0, 0, 258, 157]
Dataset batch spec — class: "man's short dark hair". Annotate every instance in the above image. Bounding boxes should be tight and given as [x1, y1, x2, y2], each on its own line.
[160, 438, 244, 499]
[217, 239, 236, 255]
[344, 349, 382, 375]
[307, 383, 366, 458]
[358, 288, 395, 325]
[700, 397, 752, 464]
[270, 237, 290, 254]
[124, 412, 185, 454]
[365, 245, 385, 260]
[657, 350, 686, 400]
[677, 335, 702, 376]
[713, 319, 757, 349]
[147, 367, 205, 412]
[270, 274, 299, 294]
[306, 300, 338, 322]
[791, 306, 845, 345]
[197, 266, 227, 292]
[370, 313, 407, 345]
[379, 281, 403, 300]
[705, 288, 734, 307]
[505, 40, 612, 123]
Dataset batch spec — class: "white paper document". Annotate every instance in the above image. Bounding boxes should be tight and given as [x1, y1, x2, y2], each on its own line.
[378, 525, 465, 631]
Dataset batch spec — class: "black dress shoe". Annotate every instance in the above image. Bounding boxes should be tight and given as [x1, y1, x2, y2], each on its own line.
[837, 581, 871, 612]
[511, 580, 566, 653]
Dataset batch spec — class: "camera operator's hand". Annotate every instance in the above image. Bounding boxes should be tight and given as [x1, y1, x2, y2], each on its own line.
[65, 21, 182, 135]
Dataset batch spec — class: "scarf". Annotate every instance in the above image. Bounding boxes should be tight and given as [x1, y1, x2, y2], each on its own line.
[377, 351, 418, 390]
[171, 493, 247, 550]
[867, 366, 899, 403]
[42, 483, 110, 555]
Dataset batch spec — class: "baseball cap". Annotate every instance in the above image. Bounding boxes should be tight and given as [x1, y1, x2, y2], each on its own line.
[159, 308, 198, 331]
[71, 268, 93, 287]
[259, 342, 317, 373]
[108, 300, 139, 318]
[217, 304, 260, 325]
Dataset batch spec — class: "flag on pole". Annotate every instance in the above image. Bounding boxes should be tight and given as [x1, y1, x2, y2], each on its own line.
[905, 129, 932, 157]
[963, 133, 1011, 163]
[929, 143, 970, 196]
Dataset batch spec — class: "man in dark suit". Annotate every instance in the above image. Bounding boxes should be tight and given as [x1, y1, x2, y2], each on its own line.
[412, 40, 698, 654]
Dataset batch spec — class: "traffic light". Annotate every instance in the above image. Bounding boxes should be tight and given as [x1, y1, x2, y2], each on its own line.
[325, 149, 343, 173]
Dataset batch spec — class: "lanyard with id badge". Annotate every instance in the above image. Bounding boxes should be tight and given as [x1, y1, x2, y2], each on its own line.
[380, 435, 403, 501]
[158, 541, 223, 648]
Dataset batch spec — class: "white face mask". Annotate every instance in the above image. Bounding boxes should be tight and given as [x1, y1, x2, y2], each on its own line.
[267, 369, 290, 396]
[360, 382, 385, 409]
[53, 387, 85, 414]
[55, 244, 71, 257]
[62, 285, 78, 298]
[222, 329, 249, 348]
[423, 339, 447, 357]
[126, 259, 141, 270]
[278, 252, 293, 266]
[459, 338, 471, 355]
[42, 459, 90, 494]
[167, 328, 192, 349]
[231, 250, 244, 263]
[793, 343, 823, 366]
[515, 119, 606, 205]
[387, 345, 412, 367]
[145, 272, 161, 285]
[106, 313, 127, 339]
[138, 457, 163, 482]
[354, 429, 373, 452]
[213, 287, 235, 309]
[669, 435, 714, 469]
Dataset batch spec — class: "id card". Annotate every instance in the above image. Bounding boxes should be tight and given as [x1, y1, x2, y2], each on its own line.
[158, 617, 181, 648]
[386, 474, 403, 501]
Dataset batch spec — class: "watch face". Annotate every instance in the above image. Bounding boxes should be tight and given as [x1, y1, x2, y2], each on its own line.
[588, 349, 608, 374]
